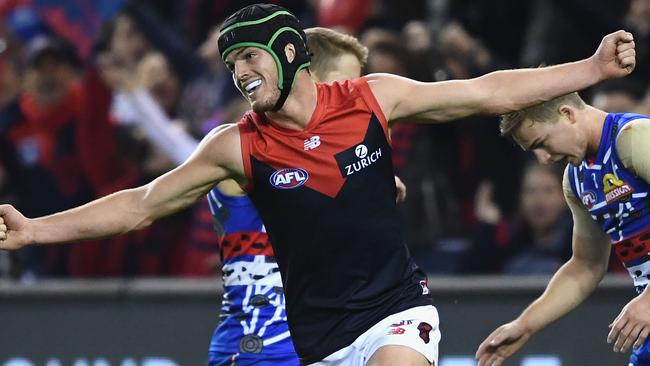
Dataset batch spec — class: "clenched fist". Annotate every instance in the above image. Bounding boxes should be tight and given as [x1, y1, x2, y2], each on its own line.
[0, 204, 31, 250]
[591, 30, 636, 80]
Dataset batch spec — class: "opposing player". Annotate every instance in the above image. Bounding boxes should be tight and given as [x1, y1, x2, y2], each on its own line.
[475, 93, 650, 366]
[0, 4, 636, 365]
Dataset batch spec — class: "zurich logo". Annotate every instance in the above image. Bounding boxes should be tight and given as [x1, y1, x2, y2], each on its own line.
[270, 168, 309, 189]
[355, 144, 368, 159]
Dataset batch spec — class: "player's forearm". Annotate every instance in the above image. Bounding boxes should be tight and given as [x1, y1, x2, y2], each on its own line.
[516, 256, 606, 334]
[473, 59, 600, 115]
[27, 188, 153, 245]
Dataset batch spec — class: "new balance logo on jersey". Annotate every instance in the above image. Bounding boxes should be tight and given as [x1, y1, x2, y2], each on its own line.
[304, 136, 321, 150]
[344, 144, 382, 176]
[270, 168, 309, 189]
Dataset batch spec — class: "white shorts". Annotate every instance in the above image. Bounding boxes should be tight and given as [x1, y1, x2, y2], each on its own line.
[308, 305, 441, 366]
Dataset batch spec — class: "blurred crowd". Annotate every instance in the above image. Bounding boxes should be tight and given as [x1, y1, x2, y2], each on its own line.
[0, 0, 649, 281]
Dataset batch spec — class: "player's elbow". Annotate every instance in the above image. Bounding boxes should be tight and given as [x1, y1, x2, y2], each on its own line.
[123, 187, 158, 232]
[131, 217, 154, 232]
[131, 208, 156, 231]
[470, 76, 524, 115]
[588, 260, 608, 283]
[477, 91, 519, 116]
[570, 254, 608, 282]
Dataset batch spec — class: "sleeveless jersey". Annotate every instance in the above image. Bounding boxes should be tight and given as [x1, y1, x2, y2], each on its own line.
[237, 77, 432, 363]
[567, 113, 650, 293]
[206, 188, 296, 356]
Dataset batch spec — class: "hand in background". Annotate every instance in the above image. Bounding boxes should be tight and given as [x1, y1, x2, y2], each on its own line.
[474, 181, 501, 224]
[395, 176, 407, 203]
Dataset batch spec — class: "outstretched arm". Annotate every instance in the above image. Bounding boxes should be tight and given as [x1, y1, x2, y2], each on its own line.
[0, 125, 243, 249]
[368, 30, 635, 123]
[475, 169, 610, 366]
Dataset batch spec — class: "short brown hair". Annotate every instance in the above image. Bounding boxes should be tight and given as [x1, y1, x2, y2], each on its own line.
[500, 92, 586, 138]
[305, 27, 368, 79]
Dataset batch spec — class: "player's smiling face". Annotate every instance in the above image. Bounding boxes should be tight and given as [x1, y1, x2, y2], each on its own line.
[513, 116, 586, 166]
[225, 47, 280, 113]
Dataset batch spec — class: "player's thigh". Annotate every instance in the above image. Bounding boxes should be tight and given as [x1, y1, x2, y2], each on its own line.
[365, 305, 440, 366]
[367, 345, 432, 366]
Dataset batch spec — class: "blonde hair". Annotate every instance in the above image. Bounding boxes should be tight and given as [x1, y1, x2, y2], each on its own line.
[305, 27, 368, 80]
[500, 92, 586, 138]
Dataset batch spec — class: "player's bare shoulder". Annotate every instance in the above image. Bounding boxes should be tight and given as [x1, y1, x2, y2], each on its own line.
[362, 73, 412, 120]
[616, 117, 650, 179]
[195, 123, 245, 179]
[203, 123, 240, 143]
[619, 117, 650, 134]
[616, 117, 650, 156]
[364, 73, 410, 97]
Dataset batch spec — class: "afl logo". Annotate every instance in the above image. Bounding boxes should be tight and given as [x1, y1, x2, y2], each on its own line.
[581, 190, 597, 209]
[355, 144, 368, 159]
[270, 168, 309, 189]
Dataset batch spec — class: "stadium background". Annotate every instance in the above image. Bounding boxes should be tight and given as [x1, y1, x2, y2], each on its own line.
[0, 0, 649, 365]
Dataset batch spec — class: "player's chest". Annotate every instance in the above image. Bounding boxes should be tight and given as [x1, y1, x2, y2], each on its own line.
[252, 115, 390, 196]
[579, 168, 649, 220]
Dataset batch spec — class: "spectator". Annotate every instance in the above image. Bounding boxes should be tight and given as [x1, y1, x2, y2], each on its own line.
[591, 79, 648, 113]
[624, 0, 650, 85]
[0, 36, 91, 279]
[466, 162, 573, 274]
[0, 32, 23, 279]
[520, 0, 626, 68]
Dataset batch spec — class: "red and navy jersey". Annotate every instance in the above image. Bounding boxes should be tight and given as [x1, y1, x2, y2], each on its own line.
[237, 77, 432, 363]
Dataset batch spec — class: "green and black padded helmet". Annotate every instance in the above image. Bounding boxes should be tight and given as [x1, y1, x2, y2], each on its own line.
[218, 3, 311, 111]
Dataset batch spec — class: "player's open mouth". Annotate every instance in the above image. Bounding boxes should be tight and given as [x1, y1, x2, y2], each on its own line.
[245, 80, 262, 96]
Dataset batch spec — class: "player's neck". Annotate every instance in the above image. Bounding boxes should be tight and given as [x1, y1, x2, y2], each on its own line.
[266, 73, 317, 131]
